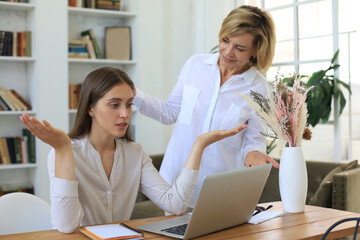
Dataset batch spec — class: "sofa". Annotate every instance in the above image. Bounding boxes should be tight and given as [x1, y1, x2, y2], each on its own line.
[131, 155, 360, 219]
[259, 160, 360, 213]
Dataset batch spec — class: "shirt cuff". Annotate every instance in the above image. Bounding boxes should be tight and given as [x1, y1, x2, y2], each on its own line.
[134, 88, 145, 106]
[51, 177, 78, 197]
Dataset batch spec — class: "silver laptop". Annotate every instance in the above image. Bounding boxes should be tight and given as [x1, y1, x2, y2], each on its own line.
[137, 163, 272, 239]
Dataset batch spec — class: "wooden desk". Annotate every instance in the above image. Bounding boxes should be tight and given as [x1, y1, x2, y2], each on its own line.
[1, 202, 359, 240]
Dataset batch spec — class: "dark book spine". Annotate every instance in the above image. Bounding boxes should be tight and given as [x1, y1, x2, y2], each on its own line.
[0, 31, 5, 56]
[6, 137, 16, 164]
[22, 128, 36, 163]
[0, 95, 10, 110]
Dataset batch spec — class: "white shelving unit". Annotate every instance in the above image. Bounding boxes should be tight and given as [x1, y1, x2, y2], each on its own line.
[0, 0, 38, 192]
[0, 0, 139, 202]
[67, 1, 138, 139]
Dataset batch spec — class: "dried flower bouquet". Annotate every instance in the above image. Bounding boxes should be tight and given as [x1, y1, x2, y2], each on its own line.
[240, 74, 313, 147]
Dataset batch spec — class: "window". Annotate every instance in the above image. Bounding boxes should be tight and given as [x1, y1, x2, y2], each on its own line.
[242, 0, 360, 85]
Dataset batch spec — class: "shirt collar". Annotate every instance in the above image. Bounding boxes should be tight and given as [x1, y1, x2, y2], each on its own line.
[204, 53, 259, 85]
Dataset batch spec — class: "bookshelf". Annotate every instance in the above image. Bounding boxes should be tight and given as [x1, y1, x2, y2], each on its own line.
[0, 0, 139, 202]
[0, 0, 38, 196]
[67, 1, 138, 139]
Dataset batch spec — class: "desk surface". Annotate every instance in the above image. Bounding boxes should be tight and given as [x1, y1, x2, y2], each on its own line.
[1, 201, 360, 240]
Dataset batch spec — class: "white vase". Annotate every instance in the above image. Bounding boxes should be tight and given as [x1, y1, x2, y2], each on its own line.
[279, 146, 308, 213]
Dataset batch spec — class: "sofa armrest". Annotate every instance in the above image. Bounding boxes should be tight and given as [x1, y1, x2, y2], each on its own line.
[332, 167, 360, 213]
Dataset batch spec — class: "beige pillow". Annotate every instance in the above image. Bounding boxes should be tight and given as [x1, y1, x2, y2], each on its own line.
[309, 160, 358, 207]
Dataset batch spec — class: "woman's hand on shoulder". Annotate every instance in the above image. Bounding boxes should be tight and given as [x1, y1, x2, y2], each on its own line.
[245, 151, 279, 168]
[20, 113, 71, 151]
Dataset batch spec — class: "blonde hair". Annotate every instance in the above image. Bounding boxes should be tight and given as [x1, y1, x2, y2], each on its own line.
[219, 5, 276, 73]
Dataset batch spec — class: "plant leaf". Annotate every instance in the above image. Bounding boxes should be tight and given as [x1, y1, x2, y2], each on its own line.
[307, 70, 326, 86]
[331, 49, 340, 64]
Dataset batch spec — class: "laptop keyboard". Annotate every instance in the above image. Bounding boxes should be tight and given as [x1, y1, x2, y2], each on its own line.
[161, 223, 188, 235]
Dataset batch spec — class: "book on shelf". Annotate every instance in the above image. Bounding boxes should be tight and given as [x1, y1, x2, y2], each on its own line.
[82, 35, 96, 59]
[22, 128, 36, 164]
[69, 83, 82, 109]
[10, 89, 32, 110]
[81, 29, 102, 59]
[96, 0, 121, 10]
[0, 88, 31, 111]
[0, 30, 31, 57]
[68, 0, 121, 10]
[68, 39, 89, 59]
[0, 94, 11, 111]
[105, 27, 131, 60]
[0, 88, 16, 110]
[5, 137, 16, 164]
[0, 138, 11, 165]
[0, 135, 32, 165]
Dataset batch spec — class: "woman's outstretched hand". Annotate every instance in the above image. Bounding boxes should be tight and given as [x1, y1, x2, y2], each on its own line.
[20, 114, 76, 180]
[184, 125, 247, 170]
[20, 114, 71, 150]
[196, 124, 248, 149]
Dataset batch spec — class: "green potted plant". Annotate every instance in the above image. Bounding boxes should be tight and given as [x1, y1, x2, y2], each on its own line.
[284, 50, 352, 127]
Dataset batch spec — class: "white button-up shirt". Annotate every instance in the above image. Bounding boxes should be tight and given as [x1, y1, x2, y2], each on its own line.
[134, 53, 267, 207]
[48, 136, 198, 233]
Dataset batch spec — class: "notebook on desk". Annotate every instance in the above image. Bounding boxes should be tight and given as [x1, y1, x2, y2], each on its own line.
[137, 163, 272, 239]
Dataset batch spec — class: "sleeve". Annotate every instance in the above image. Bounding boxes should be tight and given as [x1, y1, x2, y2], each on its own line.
[47, 148, 84, 233]
[133, 56, 192, 125]
[241, 81, 268, 160]
[139, 152, 198, 215]
[242, 113, 267, 160]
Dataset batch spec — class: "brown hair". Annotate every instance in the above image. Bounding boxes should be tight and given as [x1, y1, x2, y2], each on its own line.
[219, 5, 276, 73]
[68, 67, 135, 141]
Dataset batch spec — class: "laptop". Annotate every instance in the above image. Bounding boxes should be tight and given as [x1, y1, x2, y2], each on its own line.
[137, 163, 272, 239]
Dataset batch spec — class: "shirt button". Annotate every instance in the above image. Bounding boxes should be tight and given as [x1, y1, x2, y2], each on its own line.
[168, 194, 173, 199]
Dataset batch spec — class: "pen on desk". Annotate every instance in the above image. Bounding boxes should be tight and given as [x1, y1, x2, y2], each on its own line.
[119, 223, 144, 235]
[253, 204, 273, 216]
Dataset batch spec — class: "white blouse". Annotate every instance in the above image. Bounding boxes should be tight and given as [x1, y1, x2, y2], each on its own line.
[134, 53, 267, 207]
[48, 136, 198, 233]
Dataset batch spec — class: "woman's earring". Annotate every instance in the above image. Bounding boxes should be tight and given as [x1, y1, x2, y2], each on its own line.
[250, 56, 257, 63]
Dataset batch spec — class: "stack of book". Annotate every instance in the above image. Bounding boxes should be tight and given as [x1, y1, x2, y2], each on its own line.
[69, 83, 82, 109]
[0, 31, 31, 57]
[68, 0, 121, 11]
[0, 88, 32, 111]
[0, 129, 36, 165]
[96, 0, 120, 10]
[68, 40, 88, 59]
[69, 29, 101, 59]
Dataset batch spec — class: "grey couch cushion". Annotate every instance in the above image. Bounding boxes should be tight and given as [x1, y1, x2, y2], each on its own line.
[308, 160, 358, 207]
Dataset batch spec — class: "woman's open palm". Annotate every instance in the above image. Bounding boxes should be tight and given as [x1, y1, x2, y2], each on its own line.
[20, 114, 71, 150]
[197, 125, 248, 148]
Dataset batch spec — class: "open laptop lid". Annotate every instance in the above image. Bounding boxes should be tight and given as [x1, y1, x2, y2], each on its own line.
[183, 163, 272, 239]
[137, 163, 272, 239]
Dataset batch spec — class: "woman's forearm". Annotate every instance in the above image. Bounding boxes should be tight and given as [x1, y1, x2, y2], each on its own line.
[184, 142, 205, 170]
[54, 145, 76, 181]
